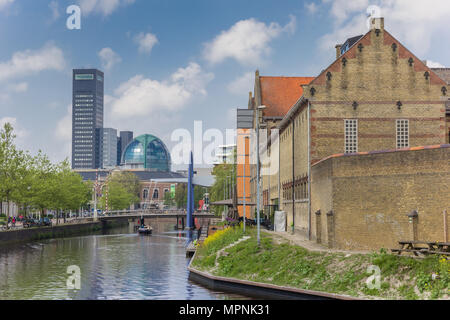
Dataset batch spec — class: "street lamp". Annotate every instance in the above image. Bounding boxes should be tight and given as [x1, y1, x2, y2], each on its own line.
[243, 136, 249, 233]
[256, 105, 266, 246]
[227, 176, 231, 199]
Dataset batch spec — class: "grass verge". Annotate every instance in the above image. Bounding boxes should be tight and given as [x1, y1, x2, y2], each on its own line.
[191, 225, 449, 300]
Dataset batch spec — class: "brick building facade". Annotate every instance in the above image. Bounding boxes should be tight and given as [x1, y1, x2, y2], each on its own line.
[242, 17, 450, 250]
[139, 181, 174, 208]
[277, 17, 449, 238]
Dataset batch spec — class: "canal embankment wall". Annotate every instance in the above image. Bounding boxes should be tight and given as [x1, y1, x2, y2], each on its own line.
[0, 219, 128, 246]
[187, 252, 356, 300]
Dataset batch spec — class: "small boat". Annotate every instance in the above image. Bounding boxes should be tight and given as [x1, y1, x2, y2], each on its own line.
[138, 225, 152, 235]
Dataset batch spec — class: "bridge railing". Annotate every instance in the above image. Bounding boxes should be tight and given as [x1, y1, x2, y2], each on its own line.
[104, 209, 183, 216]
[100, 209, 214, 217]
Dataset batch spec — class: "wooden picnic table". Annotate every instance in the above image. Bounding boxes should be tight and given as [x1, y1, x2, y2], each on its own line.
[392, 240, 450, 256]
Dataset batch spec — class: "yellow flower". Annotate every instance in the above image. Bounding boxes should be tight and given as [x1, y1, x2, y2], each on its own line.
[203, 227, 232, 247]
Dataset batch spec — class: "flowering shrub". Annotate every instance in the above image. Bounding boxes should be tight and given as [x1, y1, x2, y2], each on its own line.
[195, 224, 246, 263]
[203, 227, 232, 247]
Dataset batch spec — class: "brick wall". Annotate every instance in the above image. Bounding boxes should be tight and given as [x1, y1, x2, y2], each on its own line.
[311, 146, 450, 250]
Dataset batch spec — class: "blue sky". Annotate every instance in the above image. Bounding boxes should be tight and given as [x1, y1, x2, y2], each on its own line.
[0, 0, 449, 166]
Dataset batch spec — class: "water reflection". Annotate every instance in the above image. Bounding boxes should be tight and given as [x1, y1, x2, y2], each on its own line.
[0, 223, 249, 300]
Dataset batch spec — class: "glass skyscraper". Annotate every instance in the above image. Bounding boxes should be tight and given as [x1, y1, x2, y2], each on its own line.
[72, 69, 104, 169]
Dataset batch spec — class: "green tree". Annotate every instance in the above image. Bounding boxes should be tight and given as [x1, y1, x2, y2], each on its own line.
[110, 171, 140, 198]
[194, 186, 206, 209]
[174, 184, 187, 209]
[163, 189, 175, 207]
[174, 183, 207, 210]
[28, 151, 57, 219]
[100, 171, 140, 211]
[0, 123, 91, 226]
[210, 163, 235, 215]
[0, 123, 30, 229]
[53, 160, 91, 222]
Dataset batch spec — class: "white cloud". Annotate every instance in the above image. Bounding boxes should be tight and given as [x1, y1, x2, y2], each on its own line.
[319, 0, 450, 58]
[203, 15, 296, 65]
[305, 2, 319, 14]
[227, 72, 254, 95]
[0, 43, 65, 82]
[49, 1, 60, 20]
[98, 47, 122, 71]
[134, 32, 158, 54]
[109, 62, 214, 118]
[426, 60, 446, 68]
[78, 0, 135, 17]
[0, 0, 14, 11]
[170, 62, 213, 95]
[323, 0, 369, 25]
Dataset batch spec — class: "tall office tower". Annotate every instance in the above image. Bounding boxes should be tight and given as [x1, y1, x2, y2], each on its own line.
[102, 128, 118, 168]
[72, 69, 104, 169]
[118, 131, 133, 164]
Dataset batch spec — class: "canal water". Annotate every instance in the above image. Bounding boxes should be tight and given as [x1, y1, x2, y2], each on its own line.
[0, 223, 250, 300]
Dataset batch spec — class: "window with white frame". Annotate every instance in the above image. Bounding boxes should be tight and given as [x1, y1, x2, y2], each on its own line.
[396, 119, 409, 149]
[344, 119, 358, 153]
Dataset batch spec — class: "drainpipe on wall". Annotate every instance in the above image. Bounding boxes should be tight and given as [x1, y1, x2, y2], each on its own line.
[292, 119, 295, 233]
[307, 101, 312, 241]
[278, 132, 281, 209]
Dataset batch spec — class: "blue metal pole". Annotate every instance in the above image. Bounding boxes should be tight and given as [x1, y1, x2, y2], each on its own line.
[187, 152, 194, 229]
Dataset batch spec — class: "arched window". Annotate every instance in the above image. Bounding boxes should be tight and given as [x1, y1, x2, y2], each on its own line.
[152, 189, 159, 199]
[143, 189, 149, 199]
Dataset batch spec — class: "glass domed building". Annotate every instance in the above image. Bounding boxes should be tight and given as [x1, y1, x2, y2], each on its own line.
[121, 134, 171, 171]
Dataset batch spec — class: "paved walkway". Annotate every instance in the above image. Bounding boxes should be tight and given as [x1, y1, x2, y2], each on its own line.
[262, 229, 370, 255]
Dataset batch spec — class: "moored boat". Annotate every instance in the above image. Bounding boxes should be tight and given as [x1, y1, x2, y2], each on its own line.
[138, 225, 152, 235]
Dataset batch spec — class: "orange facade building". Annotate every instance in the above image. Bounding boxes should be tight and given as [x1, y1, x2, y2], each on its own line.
[236, 73, 314, 218]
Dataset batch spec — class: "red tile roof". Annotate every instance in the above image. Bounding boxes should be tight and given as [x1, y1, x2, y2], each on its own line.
[260, 76, 315, 117]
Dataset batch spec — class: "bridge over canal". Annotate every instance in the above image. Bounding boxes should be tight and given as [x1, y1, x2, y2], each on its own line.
[95, 209, 216, 230]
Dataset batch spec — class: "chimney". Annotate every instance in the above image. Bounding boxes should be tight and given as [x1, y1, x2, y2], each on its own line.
[370, 17, 384, 30]
[335, 44, 342, 59]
